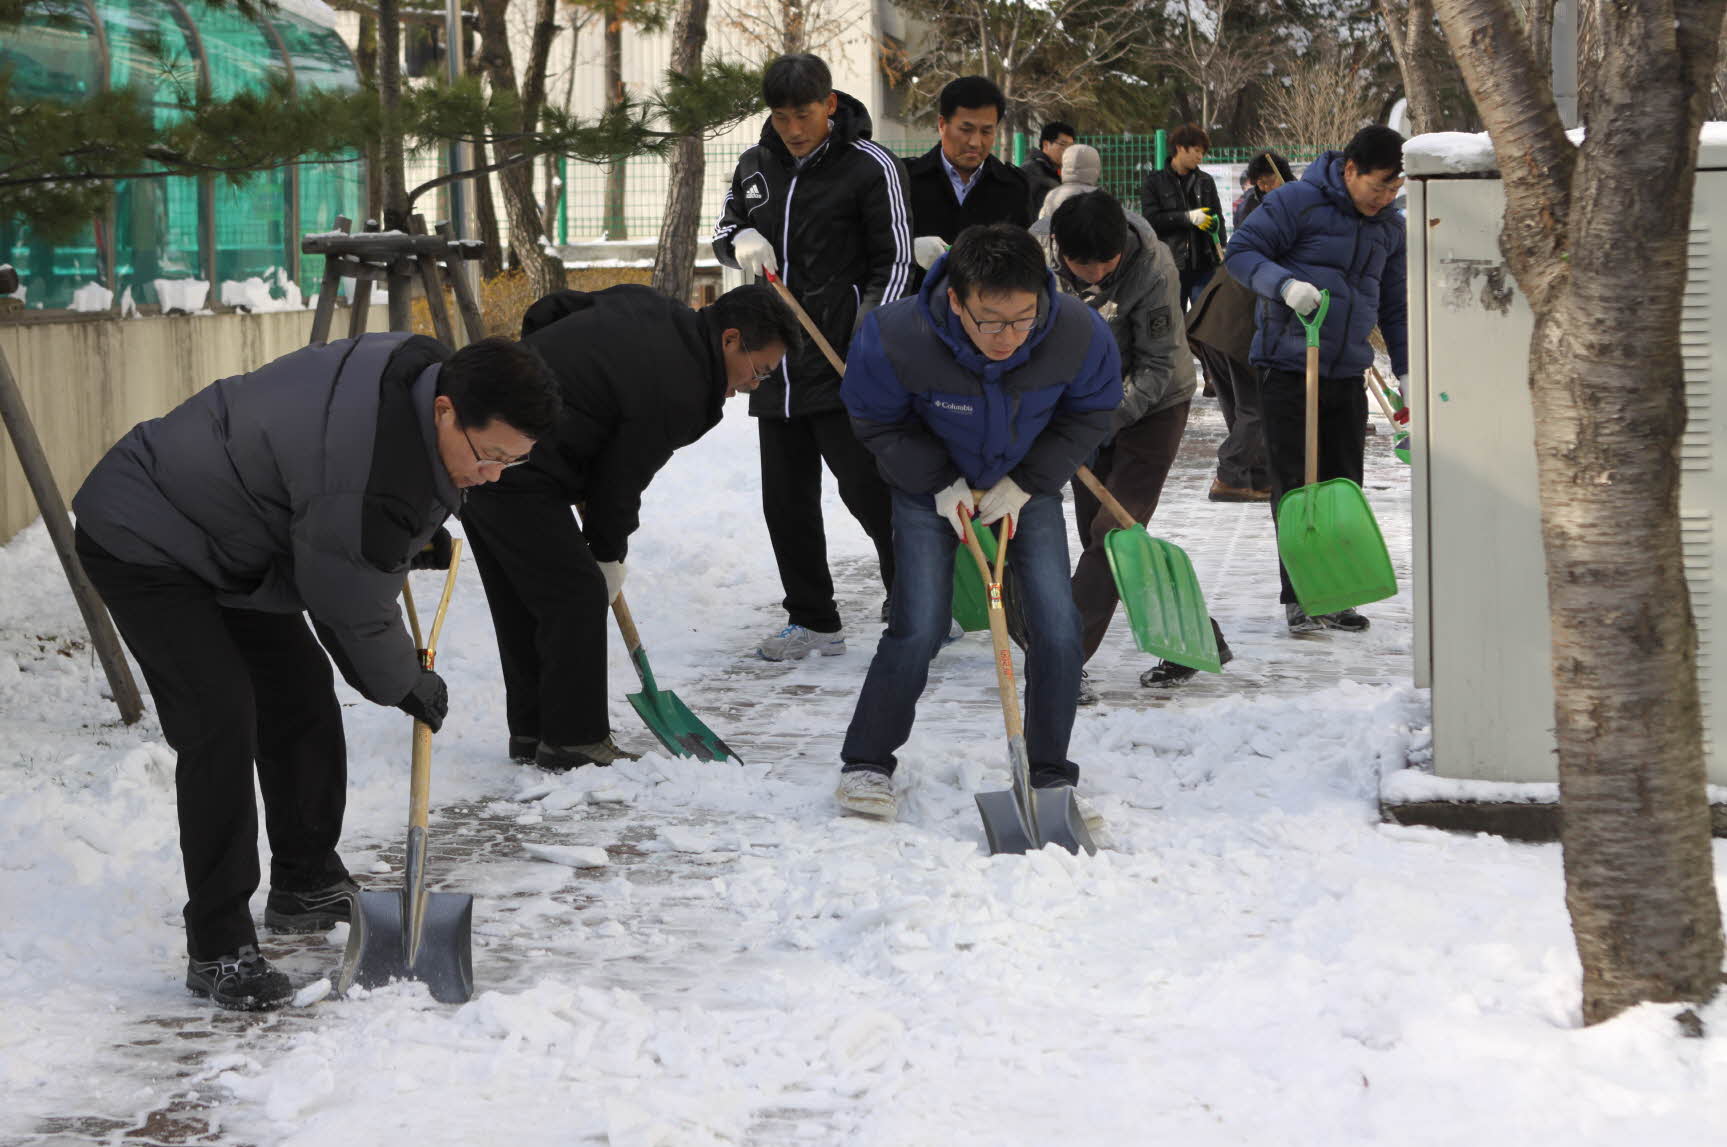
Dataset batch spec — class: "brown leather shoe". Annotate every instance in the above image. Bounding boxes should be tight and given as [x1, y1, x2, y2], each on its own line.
[1209, 478, 1272, 503]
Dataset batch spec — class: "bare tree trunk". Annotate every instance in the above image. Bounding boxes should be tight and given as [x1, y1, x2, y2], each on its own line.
[604, 1, 628, 239]
[472, 136, 506, 277]
[356, 12, 385, 223]
[378, 0, 409, 232]
[1520, 0, 1557, 75]
[1377, 0, 1445, 134]
[476, 0, 564, 299]
[651, 0, 711, 303]
[1433, 0, 1725, 1028]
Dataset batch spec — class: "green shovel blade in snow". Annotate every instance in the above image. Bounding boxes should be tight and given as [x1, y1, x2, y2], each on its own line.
[625, 646, 738, 762]
[1277, 290, 1398, 616]
[1103, 522, 1222, 672]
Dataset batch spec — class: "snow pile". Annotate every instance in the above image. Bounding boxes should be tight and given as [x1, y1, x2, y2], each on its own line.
[68, 282, 113, 312]
[220, 268, 306, 312]
[4, 396, 1727, 1144]
[153, 277, 211, 314]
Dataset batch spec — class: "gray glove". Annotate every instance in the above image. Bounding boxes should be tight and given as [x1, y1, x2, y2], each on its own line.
[975, 474, 1030, 530]
[933, 477, 971, 540]
[732, 228, 778, 276]
[1279, 279, 1323, 317]
[914, 236, 950, 271]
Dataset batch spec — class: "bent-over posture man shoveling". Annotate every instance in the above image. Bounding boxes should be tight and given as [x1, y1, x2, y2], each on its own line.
[834, 224, 1121, 825]
[463, 284, 800, 771]
[73, 334, 560, 1010]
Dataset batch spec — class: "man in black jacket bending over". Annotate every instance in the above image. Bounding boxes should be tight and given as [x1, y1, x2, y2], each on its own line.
[463, 284, 801, 772]
[712, 53, 913, 661]
[73, 334, 561, 1011]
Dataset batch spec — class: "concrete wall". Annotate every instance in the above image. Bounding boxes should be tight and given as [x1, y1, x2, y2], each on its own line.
[0, 307, 388, 545]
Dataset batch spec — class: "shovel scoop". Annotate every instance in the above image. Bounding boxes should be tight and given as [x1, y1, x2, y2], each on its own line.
[962, 511, 1095, 857]
[337, 544, 475, 1004]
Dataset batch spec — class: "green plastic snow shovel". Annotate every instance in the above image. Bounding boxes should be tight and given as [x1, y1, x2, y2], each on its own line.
[1073, 466, 1222, 673]
[614, 592, 741, 763]
[1367, 366, 1411, 464]
[1276, 290, 1398, 616]
[962, 512, 1094, 857]
[340, 549, 474, 1004]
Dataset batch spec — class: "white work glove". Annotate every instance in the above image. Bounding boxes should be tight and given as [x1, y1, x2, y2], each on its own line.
[597, 560, 626, 605]
[933, 477, 971, 540]
[914, 235, 950, 271]
[1280, 278, 1323, 317]
[1186, 207, 1215, 231]
[975, 474, 1030, 532]
[731, 228, 777, 276]
[1396, 374, 1410, 402]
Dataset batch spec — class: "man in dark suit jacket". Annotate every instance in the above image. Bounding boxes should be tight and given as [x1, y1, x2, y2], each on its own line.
[905, 76, 1032, 274]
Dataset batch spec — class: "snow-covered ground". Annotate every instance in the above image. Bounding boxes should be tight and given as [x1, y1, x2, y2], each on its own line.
[3, 395, 1725, 1145]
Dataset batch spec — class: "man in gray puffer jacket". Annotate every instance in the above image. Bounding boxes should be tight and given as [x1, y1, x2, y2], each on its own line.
[1034, 191, 1233, 697]
[72, 333, 559, 1011]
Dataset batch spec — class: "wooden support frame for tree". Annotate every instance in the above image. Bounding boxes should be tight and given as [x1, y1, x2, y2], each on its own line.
[301, 215, 488, 343]
[0, 343, 144, 726]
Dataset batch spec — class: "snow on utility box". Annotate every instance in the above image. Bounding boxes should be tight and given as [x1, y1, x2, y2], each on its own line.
[1405, 126, 1727, 786]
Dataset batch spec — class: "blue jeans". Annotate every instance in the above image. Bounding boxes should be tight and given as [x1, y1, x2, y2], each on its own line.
[841, 489, 1084, 787]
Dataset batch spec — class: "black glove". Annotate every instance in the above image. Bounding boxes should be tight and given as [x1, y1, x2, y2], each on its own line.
[410, 526, 453, 571]
[397, 669, 448, 732]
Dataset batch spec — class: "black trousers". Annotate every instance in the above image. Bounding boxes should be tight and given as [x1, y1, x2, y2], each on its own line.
[75, 529, 349, 961]
[1070, 403, 1191, 662]
[758, 410, 896, 633]
[1256, 366, 1368, 604]
[1199, 343, 1268, 491]
[462, 487, 611, 748]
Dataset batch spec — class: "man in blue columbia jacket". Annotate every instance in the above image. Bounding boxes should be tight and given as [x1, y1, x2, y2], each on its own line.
[1225, 125, 1409, 633]
[834, 224, 1122, 822]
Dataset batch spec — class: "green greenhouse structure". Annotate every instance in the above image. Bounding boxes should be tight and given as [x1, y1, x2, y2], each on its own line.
[0, 0, 364, 311]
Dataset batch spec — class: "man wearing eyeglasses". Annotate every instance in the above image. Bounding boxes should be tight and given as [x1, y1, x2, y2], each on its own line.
[71, 333, 561, 1010]
[834, 224, 1122, 823]
[462, 283, 802, 773]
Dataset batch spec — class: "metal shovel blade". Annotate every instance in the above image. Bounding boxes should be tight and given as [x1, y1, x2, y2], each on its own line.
[1102, 524, 1221, 672]
[627, 681, 740, 763]
[974, 737, 1096, 856]
[950, 520, 1001, 632]
[1276, 477, 1398, 617]
[336, 828, 474, 1004]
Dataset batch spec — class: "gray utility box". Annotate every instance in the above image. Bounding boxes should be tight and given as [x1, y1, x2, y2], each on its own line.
[1407, 129, 1727, 785]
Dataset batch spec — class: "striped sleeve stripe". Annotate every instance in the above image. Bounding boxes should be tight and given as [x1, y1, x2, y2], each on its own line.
[852, 139, 913, 304]
[712, 188, 736, 242]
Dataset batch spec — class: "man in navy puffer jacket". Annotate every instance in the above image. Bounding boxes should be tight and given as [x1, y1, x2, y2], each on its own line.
[1225, 125, 1409, 633]
[834, 224, 1121, 823]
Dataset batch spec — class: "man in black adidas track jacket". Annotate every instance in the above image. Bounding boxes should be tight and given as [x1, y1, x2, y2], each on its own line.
[712, 53, 914, 661]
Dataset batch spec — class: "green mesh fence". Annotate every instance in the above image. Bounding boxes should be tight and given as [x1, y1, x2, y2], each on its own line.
[555, 134, 1327, 242]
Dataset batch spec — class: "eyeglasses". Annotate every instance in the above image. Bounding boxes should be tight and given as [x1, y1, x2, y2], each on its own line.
[961, 299, 1038, 335]
[741, 339, 778, 382]
[462, 426, 528, 470]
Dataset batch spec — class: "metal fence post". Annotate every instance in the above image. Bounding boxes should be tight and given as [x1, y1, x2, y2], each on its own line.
[1155, 129, 1167, 171]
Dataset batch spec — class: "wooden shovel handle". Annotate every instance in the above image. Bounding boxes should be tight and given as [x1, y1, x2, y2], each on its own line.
[1365, 369, 1403, 427]
[766, 270, 847, 376]
[1074, 465, 1136, 530]
[403, 537, 462, 833]
[961, 512, 1024, 740]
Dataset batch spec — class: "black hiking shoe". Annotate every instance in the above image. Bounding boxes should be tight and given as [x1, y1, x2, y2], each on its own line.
[1285, 604, 1325, 634]
[535, 735, 642, 773]
[1140, 639, 1236, 687]
[265, 877, 358, 934]
[1319, 608, 1371, 632]
[186, 945, 293, 1012]
[1077, 670, 1099, 707]
[508, 735, 540, 764]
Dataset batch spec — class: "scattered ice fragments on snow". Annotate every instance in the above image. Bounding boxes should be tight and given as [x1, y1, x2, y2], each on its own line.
[292, 978, 333, 1007]
[522, 842, 610, 869]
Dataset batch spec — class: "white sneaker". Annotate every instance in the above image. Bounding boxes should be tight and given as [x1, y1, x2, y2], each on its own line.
[758, 624, 846, 662]
[1041, 783, 1105, 834]
[836, 770, 897, 819]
